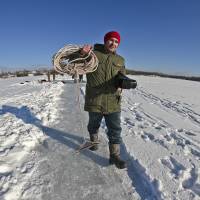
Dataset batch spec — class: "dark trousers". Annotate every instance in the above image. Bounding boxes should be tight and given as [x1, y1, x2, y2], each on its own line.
[87, 112, 122, 144]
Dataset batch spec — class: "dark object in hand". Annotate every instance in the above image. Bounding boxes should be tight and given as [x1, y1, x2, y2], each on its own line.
[115, 72, 137, 89]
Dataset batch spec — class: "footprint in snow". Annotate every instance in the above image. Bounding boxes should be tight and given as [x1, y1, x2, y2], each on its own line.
[184, 131, 196, 136]
[181, 166, 200, 196]
[135, 113, 143, 122]
[141, 132, 169, 149]
[124, 117, 135, 126]
[190, 148, 200, 160]
[159, 156, 186, 179]
[141, 132, 155, 141]
[153, 123, 162, 130]
[169, 133, 191, 149]
[177, 128, 197, 136]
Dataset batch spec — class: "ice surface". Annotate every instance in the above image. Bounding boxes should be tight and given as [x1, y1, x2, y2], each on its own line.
[1, 75, 200, 200]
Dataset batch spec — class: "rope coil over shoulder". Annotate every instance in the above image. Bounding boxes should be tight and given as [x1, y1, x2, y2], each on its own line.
[53, 44, 98, 75]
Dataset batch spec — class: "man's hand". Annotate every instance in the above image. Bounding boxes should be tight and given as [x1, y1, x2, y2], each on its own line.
[81, 44, 92, 55]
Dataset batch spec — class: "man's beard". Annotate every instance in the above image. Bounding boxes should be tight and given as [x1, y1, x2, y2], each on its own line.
[108, 44, 117, 52]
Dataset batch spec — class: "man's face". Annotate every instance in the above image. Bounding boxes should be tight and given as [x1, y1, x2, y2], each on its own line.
[105, 37, 119, 52]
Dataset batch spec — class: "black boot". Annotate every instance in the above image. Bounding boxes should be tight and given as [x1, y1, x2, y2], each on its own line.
[89, 134, 98, 151]
[109, 144, 127, 169]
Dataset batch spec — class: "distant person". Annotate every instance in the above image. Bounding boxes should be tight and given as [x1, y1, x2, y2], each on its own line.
[81, 31, 127, 169]
[79, 74, 83, 82]
[72, 74, 83, 83]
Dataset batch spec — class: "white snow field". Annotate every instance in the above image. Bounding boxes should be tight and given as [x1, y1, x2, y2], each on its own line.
[0, 74, 200, 200]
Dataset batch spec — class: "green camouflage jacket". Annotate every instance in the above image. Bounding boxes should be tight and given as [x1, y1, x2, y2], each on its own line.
[84, 44, 126, 114]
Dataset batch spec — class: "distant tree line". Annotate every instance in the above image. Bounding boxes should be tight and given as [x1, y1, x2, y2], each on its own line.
[126, 69, 200, 82]
[0, 68, 200, 82]
[0, 69, 52, 78]
[16, 70, 29, 77]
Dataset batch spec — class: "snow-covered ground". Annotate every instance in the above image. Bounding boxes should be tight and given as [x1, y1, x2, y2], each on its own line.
[121, 76, 200, 200]
[0, 75, 200, 200]
[0, 75, 64, 199]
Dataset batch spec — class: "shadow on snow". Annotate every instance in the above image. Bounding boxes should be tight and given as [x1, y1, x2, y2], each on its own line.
[0, 104, 163, 199]
[0, 105, 108, 167]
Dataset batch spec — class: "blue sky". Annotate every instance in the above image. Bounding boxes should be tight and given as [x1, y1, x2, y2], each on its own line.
[0, 0, 200, 75]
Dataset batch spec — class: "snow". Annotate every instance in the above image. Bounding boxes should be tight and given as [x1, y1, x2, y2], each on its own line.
[0, 75, 200, 200]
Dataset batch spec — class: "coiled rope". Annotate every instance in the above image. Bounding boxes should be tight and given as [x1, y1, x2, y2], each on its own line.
[53, 44, 98, 76]
[52, 44, 99, 152]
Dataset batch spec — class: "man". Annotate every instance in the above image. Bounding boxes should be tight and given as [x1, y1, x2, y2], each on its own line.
[81, 31, 126, 169]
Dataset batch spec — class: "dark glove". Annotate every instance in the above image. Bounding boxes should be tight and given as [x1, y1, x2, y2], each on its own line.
[115, 72, 137, 89]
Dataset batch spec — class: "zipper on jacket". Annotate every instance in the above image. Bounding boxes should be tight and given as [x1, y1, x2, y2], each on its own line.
[104, 55, 111, 113]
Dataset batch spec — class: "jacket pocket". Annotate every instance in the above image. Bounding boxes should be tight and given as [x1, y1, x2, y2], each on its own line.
[112, 61, 124, 68]
[112, 61, 125, 75]
[85, 88, 102, 106]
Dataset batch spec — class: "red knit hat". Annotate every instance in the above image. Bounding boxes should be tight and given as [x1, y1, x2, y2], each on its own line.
[104, 31, 121, 44]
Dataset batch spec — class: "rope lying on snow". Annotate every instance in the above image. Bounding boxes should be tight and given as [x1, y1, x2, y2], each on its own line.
[53, 44, 98, 76]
